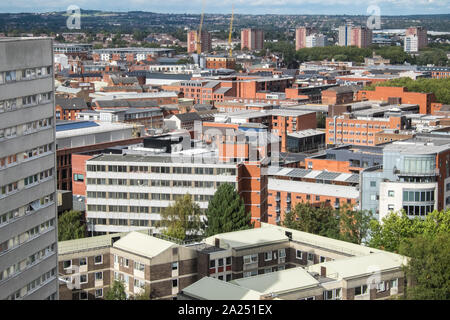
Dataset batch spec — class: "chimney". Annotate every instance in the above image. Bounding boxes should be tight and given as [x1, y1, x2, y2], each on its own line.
[214, 238, 220, 248]
[320, 266, 327, 277]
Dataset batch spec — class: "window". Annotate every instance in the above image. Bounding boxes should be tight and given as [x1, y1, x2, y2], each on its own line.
[355, 285, 368, 296]
[95, 272, 103, 281]
[377, 281, 386, 292]
[243, 254, 258, 264]
[94, 255, 102, 265]
[134, 262, 145, 272]
[63, 260, 72, 269]
[264, 251, 272, 261]
[95, 289, 103, 298]
[388, 190, 395, 197]
[80, 258, 87, 266]
[388, 205, 394, 211]
[226, 274, 232, 282]
[79, 274, 88, 284]
[226, 257, 231, 265]
[307, 253, 314, 261]
[209, 260, 215, 268]
[296, 250, 303, 259]
[79, 291, 88, 300]
[124, 259, 129, 267]
[172, 262, 178, 270]
[390, 278, 398, 289]
[172, 279, 178, 288]
[320, 256, 326, 263]
[324, 288, 341, 300]
[370, 181, 376, 187]
[74, 174, 84, 182]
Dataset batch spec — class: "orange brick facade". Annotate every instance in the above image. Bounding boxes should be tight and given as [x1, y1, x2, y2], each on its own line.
[357, 86, 436, 115]
[326, 115, 404, 146]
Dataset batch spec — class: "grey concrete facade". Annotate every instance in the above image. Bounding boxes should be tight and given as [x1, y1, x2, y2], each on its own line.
[0, 38, 58, 300]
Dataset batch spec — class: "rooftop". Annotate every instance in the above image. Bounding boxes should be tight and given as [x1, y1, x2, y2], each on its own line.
[181, 277, 262, 300]
[113, 231, 175, 259]
[204, 227, 288, 250]
[231, 267, 320, 294]
[307, 252, 407, 280]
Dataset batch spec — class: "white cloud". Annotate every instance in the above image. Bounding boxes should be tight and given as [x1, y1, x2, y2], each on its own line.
[0, 0, 448, 14]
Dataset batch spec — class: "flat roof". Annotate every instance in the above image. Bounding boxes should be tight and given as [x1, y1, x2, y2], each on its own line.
[56, 121, 136, 139]
[231, 267, 320, 294]
[268, 178, 359, 198]
[383, 140, 450, 154]
[307, 252, 407, 280]
[58, 232, 127, 255]
[288, 129, 325, 139]
[204, 227, 288, 250]
[181, 277, 262, 300]
[113, 231, 175, 259]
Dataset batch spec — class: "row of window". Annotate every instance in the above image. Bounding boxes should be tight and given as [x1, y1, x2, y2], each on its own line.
[87, 218, 152, 227]
[7, 268, 56, 300]
[331, 131, 375, 136]
[1, 168, 54, 198]
[401, 205, 435, 216]
[0, 113, 52, 141]
[295, 250, 327, 263]
[0, 243, 56, 283]
[0, 67, 52, 85]
[23, 117, 53, 135]
[0, 194, 55, 228]
[329, 122, 387, 129]
[63, 255, 103, 270]
[403, 190, 435, 202]
[330, 137, 374, 144]
[87, 165, 235, 176]
[0, 218, 55, 255]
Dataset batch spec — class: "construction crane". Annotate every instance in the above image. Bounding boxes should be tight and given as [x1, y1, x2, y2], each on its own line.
[197, 0, 206, 55]
[228, 5, 234, 58]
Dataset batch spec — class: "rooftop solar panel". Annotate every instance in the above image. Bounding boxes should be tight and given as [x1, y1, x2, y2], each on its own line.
[56, 121, 99, 132]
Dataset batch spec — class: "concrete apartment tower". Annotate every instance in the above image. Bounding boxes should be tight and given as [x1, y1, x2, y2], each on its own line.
[295, 27, 312, 50]
[338, 24, 353, 46]
[0, 38, 58, 300]
[187, 30, 212, 54]
[241, 29, 264, 51]
[404, 27, 428, 52]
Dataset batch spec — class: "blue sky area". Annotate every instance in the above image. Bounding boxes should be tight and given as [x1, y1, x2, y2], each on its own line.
[1, 0, 449, 15]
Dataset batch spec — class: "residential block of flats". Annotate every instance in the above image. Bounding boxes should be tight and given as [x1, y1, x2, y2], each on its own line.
[58, 224, 407, 300]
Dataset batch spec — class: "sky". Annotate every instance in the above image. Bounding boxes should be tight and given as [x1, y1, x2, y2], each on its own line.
[0, 0, 449, 15]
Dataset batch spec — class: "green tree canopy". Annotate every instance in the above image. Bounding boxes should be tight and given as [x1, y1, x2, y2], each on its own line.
[365, 77, 450, 105]
[204, 183, 252, 237]
[159, 194, 204, 241]
[338, 205, 372, 244]
[283, 203, 340, 239]
[399, 232, 450, 300]
[368, 209, 450, 253]
[58, 210, 86, 241]
[105, 280, 127, 300]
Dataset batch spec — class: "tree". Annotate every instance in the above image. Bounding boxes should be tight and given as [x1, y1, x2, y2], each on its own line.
[367, 209, 450, 253]
[399, 232, 450, 300]
[58, 210, 86, 241]
[132, 285, 151, 300]
[283, 203, 340, 239]
[204, 183, 252, 237]
[105, 280, 127, 300]
[338, 205, 372, 244]
[159, 194, 204, 241]
[367, 211, 421, 253]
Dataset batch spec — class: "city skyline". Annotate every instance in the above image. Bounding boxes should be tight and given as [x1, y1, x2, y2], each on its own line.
[1, 0, 449, 15]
